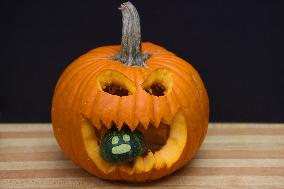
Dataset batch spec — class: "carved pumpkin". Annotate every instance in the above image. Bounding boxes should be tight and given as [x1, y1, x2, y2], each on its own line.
[52, 2, 209, 182]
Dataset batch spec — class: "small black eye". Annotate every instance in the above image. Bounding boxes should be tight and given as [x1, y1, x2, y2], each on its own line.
[122, 134, 131, 142]
[111, 136, 119, 145]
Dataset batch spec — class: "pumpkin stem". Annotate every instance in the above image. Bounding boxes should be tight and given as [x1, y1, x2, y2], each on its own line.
[114, 2, 149, 66]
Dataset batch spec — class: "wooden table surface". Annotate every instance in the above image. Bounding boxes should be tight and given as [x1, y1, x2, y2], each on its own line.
[0, 123, 283, 189]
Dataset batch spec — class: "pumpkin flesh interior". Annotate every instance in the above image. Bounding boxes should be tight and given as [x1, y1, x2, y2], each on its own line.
[81, 110, 187, 174]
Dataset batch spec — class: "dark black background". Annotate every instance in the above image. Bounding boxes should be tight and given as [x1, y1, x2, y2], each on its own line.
[1, 0, 283, 122]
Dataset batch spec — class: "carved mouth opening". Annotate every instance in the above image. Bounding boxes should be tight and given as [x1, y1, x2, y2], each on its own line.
[81, 111, 187, 174]
[90, 121, 170, 153]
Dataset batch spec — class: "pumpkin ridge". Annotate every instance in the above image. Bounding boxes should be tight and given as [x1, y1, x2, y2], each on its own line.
[68, 66, 105, 168]
[54, 57, 109, 105]
[131, 68, 139, 130]
[52, 59, 106, 164]
[53, 60, 97, 98]
[88, 46, 119, 57]
[170, 87, 198, 158]
[176, 85, 204, 158]
[152, 96, 162, 128]
[64, 64, 100, 165]
[165, 93, 178, 123]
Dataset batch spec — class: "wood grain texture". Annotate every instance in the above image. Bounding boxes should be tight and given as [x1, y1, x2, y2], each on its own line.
[0, 123, 283, 188]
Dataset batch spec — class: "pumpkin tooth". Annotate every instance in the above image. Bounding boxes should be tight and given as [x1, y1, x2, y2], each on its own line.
[153, 117, 161, 128]
[153, 151, 166, 169]
[101, 119, 112, 129]
[118, 164, 134, 177]
[101, 118, 112, 129]
[140, 119, 150, 130]
[129, 125, 136, 132]
[133, 156, 144, 172]
[88, 115, 101, 130]
[133, 119, 140, 131]
[96, 123, 102, 130]
[159, 139, 178, 168]
[116, 121, 124, 131]
[123, 119, 136, 132]
[143, 151, 155, 172]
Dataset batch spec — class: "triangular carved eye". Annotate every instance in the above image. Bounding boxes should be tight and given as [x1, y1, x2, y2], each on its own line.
[142, 68, 173, 96]
[96, 70, 136, 97]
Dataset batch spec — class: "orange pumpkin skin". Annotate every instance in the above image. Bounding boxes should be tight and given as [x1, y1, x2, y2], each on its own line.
[52, 42, 209, 181]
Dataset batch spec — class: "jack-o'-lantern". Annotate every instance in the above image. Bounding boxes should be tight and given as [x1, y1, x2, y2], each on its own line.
[52, 2, 209, 182]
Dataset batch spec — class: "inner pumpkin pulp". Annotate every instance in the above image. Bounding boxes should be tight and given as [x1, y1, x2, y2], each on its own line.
[81, 110, 187, 174]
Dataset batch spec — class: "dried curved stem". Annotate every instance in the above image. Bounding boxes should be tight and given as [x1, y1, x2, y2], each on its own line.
[114, 2, 149, 66]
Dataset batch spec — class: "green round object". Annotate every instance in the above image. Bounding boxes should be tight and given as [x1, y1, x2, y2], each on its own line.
[100, 125, 146, 164]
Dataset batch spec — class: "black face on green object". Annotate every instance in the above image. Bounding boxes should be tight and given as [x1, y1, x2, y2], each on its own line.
[100, 125, 146, 164]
